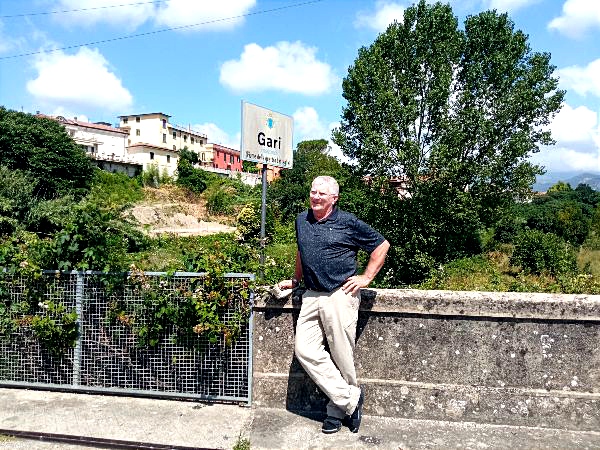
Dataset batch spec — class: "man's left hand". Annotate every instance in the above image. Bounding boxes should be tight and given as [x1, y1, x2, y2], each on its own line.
[342, 275, 372, 295]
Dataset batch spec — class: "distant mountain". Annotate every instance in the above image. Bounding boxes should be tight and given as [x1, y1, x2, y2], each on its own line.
[533, 171, 600, 192]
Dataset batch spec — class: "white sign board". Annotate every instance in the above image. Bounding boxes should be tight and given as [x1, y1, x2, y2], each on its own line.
[241, 101, 294, 168]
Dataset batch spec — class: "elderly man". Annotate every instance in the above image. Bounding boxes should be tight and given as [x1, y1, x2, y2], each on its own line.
[279, 175, 390, 434]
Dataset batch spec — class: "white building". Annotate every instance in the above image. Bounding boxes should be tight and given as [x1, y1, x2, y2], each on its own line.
[118, 112, 208, 177]
[43, 114, 141, 176]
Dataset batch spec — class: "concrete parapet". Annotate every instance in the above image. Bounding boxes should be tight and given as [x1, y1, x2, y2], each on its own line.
[252, 289, 600, 431]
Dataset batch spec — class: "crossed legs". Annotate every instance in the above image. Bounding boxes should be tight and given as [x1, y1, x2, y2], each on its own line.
[294, 287, 362, 419]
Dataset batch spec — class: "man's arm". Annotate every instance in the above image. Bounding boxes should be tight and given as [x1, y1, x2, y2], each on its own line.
[342, 239, 390, 295]
[278, 250, 303, 290]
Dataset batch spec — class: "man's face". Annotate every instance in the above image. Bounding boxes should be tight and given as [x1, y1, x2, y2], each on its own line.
[310, 182, 338, 218]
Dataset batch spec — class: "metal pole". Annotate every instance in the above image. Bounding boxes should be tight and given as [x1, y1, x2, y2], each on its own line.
[259, 163, 267, 280]
[73, 272, 84, 386]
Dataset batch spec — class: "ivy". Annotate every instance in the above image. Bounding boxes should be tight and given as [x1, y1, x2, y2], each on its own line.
[107, 242, 252, 349]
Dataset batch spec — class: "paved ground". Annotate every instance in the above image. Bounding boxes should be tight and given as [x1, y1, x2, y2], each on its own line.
[1, 387, 599, 450]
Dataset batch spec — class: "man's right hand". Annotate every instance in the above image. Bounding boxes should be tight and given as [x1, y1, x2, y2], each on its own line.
[278, 279, 296, 290]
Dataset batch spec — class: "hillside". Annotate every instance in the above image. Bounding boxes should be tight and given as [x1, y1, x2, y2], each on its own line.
[126, 186, 236, 236]
[534, 171, 600, 192]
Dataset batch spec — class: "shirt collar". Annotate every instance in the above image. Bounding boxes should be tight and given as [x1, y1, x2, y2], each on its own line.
[308, 205, 338, 223]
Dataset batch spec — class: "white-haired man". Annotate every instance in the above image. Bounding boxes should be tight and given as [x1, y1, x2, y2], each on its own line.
[279, 175, 390, 434]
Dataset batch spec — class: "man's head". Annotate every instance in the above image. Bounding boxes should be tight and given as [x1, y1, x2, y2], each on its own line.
[310, 176, 339, 220]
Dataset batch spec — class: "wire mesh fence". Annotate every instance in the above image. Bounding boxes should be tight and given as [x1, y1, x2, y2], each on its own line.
[0, 270, 254, 404]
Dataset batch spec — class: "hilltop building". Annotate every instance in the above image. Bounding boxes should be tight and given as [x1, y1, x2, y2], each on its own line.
[118, 112, 208, 177]
[39, 114, 141, 176]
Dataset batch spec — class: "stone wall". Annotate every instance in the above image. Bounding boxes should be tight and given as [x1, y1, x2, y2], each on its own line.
[252, 289, 600, 431]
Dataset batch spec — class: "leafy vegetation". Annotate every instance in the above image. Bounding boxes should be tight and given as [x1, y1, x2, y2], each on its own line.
[2, 0, 600, 356]
[0, 107, 95, 200]
[333, 0, 564, 285]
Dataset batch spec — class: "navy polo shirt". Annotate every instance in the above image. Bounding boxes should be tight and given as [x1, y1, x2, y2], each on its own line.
[295, 207, 385, 292]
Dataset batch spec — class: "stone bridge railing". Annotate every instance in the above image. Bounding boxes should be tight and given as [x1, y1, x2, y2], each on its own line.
[252, 289, 600, 431]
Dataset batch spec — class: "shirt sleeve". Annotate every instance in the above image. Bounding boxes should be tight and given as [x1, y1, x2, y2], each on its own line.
[351, 217, 385, 253]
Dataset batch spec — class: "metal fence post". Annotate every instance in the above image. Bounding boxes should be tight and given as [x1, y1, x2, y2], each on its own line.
[246, 289, 255, 406]
[73, 271, 84, 386]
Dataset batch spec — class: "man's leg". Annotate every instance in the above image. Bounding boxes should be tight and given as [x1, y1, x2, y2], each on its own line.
[320, 287, 361, 419]
[294, 289, 361, 420]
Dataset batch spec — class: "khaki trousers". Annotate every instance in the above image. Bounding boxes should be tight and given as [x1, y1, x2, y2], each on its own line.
[294, 287, 362, 419]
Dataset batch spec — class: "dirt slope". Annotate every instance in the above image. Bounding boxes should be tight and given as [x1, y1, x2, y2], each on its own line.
[126, 186, 236, 237]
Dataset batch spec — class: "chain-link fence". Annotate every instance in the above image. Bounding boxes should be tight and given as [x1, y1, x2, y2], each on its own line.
[0, 270, 254, 404]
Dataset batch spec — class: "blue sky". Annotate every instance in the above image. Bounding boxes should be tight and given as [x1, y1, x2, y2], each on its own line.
[1, 0, 599, 176]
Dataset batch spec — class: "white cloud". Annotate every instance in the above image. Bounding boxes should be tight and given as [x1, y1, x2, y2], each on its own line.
[195, 122, 240, 150]
[292, 107, 351, 164]
[483, 0, 540, 12]
[220, 41, 338, 95]
[354, 1, 405, 32]
[550, 103, 598, 146]
[26, 47, 133, 112]
[51, 0, 256, 31]
[557, 59, 600, 98]
[548, 0, 600, 38]
[531, 102, 600, 173]
[50, 106, 89, 123]
[155, 0, 256, 30]
[52, 0, 156, 29]
[293, 106, 329, 140]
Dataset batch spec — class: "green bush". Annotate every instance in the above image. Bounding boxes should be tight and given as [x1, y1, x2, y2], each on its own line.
[141, 163, 171, 188]
[175, 158, 208, 194]
[88, 169, 143, 209]
[510, 230, 577, 276]
[0, 107, 95, 200]
[205, 185, 235, 215]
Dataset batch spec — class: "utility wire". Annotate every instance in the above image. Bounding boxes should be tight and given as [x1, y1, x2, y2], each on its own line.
[1, 1, 165, 19]
[0, 0, 323, 60]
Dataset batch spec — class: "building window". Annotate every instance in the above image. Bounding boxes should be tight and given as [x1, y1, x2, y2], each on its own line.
[167, 155, 171, 163]
[150, 152, 154, 160]
[136, 116, 140, 123]
[191, 137, 195, 145]
[136, 129, 140, 136]
[173, 145, 176, 151]
[162, 119, 167, 129]
[237, 156, 240, 163]
[69, 130, 75, 137]
[162, 133, 167, 143]
[201, 153, 206, 161]
[230, 155, 234, 164]
[184, 135, 187, 142]
[223, 153, 226, 162]
[123, 117, 128, 124]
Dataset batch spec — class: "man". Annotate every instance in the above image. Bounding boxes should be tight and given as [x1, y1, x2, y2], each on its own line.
[279, 175, 390, 434]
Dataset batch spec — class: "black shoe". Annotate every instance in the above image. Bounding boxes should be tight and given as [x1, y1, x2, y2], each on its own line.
[348, 386, 365, 433]
[322, 416, 342, 434]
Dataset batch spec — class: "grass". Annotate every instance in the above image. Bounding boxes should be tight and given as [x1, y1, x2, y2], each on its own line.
[233, 433, 250, 450]
[412, 247, 600, 294]
[578, 248, 600, 276]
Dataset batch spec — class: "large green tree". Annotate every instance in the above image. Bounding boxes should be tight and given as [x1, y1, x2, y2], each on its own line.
[333, 1, 564, 283]
[0, 107, 94, 199]
[269, 139, 342, 221]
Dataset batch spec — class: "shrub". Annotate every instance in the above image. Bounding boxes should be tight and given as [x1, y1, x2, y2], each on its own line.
[205, 185, 235, 215]
[175, 158, 208, 194]
[141, 163, 171, 188]
[510, 230, 577, 276]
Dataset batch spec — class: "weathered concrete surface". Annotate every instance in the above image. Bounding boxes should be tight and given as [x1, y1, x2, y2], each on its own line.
[253, 289, 600, 431]
[0, 387, 252, 449]
[2, 388, 600, 450]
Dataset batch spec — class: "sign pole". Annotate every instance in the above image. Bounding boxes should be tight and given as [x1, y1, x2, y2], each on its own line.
[259, 163, 267, 280]
[240, 101, 294, 282]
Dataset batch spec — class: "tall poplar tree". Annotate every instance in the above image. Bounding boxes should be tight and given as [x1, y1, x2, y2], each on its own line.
[333, 1, 564, 283]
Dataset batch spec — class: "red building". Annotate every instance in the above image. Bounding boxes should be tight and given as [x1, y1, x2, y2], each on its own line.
[204, 143, 242, 172]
